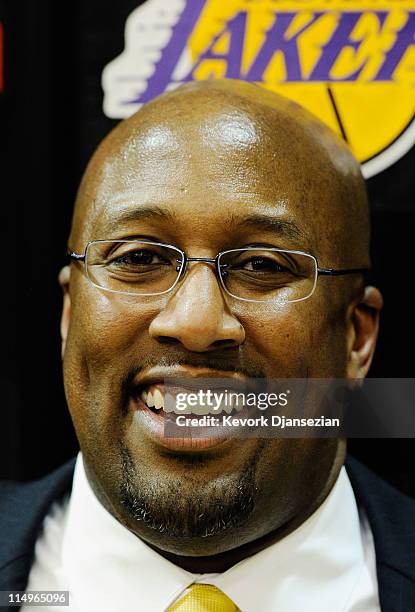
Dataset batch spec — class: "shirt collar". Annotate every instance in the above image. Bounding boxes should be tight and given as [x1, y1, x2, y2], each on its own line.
[62, 452, 365, 612]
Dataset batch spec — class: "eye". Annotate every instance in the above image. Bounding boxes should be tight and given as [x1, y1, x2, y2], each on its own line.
[240, 256, 287, 273]
[112, 249, 170, 266]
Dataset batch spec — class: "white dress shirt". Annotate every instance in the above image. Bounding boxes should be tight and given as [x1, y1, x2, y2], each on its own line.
[23, 452, 380, 612]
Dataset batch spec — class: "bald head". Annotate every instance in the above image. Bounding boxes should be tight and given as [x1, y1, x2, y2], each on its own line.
[70, 79, 369, 268]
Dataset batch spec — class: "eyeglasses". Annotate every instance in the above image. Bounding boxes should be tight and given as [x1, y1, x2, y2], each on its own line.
[68, 240, 369, 304]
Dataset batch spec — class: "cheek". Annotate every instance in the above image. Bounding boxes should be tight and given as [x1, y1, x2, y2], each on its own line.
[300, 292, 349, 375]
[62, 283, 159, 422]
[234, 302, 312, 376]
[68, 285, 159, 363]
[236, 296, 347, 377]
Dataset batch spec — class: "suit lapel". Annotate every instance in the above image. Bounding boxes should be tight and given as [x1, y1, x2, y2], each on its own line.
[347, 456, 415, 612]
[0, 457, 76, 590]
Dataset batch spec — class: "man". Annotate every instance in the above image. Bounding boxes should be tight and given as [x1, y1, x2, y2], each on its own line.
[1, 79, 414, 612]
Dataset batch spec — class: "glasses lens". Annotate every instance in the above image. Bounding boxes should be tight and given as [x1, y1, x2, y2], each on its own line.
[85, 241, 183, 295]
[218, 248, 317, 303]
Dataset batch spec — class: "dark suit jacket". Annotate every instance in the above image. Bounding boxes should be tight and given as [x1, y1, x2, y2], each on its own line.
[0, 456, 414, 611]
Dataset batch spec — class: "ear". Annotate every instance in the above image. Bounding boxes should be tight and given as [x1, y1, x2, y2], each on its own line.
[59, 266, 71, 358]
[347, 286, 383, 380]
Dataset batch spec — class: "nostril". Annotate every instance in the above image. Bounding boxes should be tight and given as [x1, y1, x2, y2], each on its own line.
[211, 339, 238, 348]
[157, 336, 181, 345]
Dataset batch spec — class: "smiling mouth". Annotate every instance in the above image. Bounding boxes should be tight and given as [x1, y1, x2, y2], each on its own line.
[129, 367, 253, 451]
[136, 383, 246, 416]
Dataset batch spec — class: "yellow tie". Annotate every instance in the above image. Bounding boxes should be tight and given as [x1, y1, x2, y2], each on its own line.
[167, 584, 238, 612]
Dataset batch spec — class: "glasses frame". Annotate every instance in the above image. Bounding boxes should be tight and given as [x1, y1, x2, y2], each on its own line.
[68, 239, 370, 304]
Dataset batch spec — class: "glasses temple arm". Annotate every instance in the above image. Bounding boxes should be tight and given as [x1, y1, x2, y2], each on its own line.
[67, 251, 86, 262]
[317, 267, 370, 276]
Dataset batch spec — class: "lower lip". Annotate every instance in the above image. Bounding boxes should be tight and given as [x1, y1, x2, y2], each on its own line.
[131, 396, 236, 451]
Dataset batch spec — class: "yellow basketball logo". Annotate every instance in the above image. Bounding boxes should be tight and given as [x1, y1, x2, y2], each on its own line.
[103, 0, 415, 177]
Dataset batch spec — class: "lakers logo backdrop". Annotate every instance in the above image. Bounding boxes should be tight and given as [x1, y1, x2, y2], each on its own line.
[102, 0, 415, 178]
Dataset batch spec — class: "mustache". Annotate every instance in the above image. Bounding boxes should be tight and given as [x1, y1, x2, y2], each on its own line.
[128, 354, 266, 381]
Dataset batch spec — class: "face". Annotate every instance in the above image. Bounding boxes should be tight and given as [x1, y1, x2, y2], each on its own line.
[60, 83, 382, 563]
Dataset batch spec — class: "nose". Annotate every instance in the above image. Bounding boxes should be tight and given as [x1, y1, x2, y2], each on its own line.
[148, 263, 245, 352]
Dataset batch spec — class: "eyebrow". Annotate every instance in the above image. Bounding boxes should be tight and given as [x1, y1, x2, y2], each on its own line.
[98, 204, 308, 246]
[99, 205, 173, 230]
[238, 214, 307, 243]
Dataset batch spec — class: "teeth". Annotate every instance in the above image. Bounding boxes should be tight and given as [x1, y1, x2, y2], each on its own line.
[153, 388, 164, 410]
[163, 393, 175, 413]
[221, 403, 234, 414]
[140, 386, 245, 414]
[193, 403, 212, 416]
[231, 394, 245, 412]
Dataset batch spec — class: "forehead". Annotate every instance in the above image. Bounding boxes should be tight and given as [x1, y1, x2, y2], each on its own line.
[76, 107, 347, 255]
[96, 111, 310, 193]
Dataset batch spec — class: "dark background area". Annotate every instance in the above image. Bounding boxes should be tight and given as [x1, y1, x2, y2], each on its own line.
[0, 0, 414, 496]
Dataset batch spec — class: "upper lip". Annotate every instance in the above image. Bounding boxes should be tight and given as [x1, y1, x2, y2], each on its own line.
[132, 365, 249, 393]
